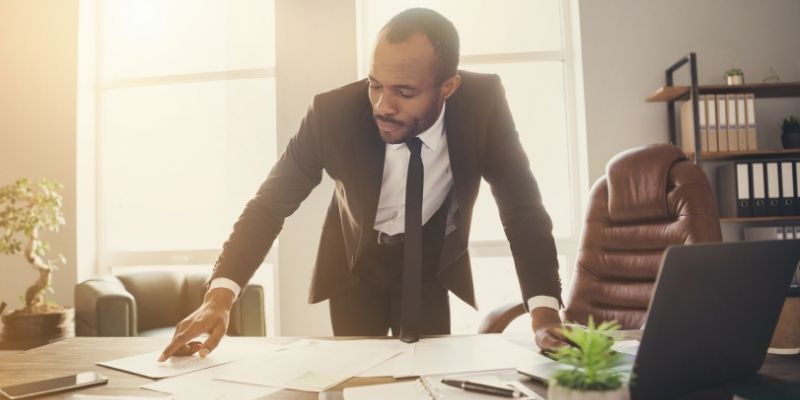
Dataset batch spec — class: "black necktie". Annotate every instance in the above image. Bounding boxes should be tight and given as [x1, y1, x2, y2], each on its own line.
[401, 137, 424, 343]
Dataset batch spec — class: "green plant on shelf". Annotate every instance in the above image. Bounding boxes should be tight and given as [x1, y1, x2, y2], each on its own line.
[723, 68, 743, 77]
[782, 116, 800, 134]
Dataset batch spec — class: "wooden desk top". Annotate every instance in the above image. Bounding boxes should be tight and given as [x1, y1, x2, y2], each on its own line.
[0, 336, 798, 400]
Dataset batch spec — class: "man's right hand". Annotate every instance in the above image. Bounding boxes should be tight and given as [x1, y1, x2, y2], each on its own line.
[158, 287, 235, 362]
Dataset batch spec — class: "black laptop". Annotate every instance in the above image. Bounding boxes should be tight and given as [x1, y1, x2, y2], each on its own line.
[518, 240, 800, 400]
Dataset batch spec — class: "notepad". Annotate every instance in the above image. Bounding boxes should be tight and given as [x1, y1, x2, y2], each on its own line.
[344, 374, 541, 400]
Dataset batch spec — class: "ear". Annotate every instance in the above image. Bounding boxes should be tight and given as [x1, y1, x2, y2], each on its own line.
[440, 73, 461, 100]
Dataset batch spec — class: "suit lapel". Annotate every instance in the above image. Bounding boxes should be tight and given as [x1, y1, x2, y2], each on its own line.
[356, 108, 386, 233]
[444, 93, 472, 213]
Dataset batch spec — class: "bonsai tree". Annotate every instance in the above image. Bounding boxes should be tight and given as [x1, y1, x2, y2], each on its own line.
[782, 116, 800, 135]
[548, 317, 628, 399]
[0, 178, 66, 314]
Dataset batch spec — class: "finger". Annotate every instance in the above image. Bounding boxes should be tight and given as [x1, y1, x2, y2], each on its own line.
[159, 324, 207, 362]
[199, 323, 226, 358]
[173, 341, 203, 357]
[537, 330, 569, 352]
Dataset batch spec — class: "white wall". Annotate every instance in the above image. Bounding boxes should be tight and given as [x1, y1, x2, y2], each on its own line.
[579, 0, 800, 183]
[274, 0, 358, 336]
[0, 1, 79, 312]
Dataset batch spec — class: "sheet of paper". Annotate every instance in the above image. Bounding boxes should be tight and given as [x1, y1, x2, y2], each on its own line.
[359, 335, 552, 377]
[216, 340, 404, 392]
[97, 340, 285, 379]
[143, 358, 282, 400]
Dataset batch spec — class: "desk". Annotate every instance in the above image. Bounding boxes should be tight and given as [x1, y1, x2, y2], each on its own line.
[0, 336, 798, 400]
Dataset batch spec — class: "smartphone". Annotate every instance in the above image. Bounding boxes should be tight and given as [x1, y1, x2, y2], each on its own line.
[0, 372, 107, 399]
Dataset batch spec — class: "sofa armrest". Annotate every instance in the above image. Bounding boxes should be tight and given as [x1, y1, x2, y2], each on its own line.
[229, 283, 266, 337]
[74, 276, 137, 337]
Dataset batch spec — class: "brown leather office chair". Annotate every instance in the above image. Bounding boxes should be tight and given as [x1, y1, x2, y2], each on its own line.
[478, 144, 722, 333]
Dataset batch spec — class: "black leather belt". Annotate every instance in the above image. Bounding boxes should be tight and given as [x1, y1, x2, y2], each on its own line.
[376, 231, 404, 246]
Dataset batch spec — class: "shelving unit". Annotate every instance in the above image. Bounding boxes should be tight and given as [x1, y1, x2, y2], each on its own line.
[647, 53, 800, 230]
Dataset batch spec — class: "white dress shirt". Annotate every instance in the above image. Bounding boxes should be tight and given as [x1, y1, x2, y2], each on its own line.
[211, 104, 559, 313]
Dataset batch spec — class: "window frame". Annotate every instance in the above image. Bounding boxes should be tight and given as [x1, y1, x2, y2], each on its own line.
[94, 1, 279, 275]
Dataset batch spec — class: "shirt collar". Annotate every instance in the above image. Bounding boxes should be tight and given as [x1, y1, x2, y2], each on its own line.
[388, 103, 446, 152]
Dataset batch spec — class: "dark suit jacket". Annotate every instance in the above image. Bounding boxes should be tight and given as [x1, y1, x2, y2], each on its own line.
[209, 70, 562, 308]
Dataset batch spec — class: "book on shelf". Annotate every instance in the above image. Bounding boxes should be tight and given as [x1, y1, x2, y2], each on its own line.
[726, 94, 739, 152]
[716, 95, 729, 152]
[717, 158, 800, 218]
[707, 95, 719, 152]
[679, 95, 708, 153]
[736, 94, 748, 151]
[745, 93, 758, 151]
[680, 92, 759, 155]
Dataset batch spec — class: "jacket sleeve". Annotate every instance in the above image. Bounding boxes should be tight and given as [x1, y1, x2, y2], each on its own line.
[480, 74, 563, 307]
[207, 97, 326, 290]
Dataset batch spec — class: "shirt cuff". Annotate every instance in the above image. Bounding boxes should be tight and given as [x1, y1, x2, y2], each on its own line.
[208, 277, 241, 299]
[526, 295, 560, 312]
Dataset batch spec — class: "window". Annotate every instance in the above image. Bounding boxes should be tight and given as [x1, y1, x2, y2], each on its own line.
[358, 0, 584, 333]
[96, 0, 278, 331]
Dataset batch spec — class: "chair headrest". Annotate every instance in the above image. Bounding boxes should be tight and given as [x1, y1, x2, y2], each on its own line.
[606, 144, 687, 223]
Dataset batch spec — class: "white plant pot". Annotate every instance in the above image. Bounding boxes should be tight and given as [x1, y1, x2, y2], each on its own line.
[547, 384, 630, 400]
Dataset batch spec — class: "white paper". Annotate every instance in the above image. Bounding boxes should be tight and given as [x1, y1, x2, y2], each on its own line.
[97, 340, 285, 379]
[143, 358, 282, 400]
[216, 340, 403, 392]
[359, 335, 552, 377]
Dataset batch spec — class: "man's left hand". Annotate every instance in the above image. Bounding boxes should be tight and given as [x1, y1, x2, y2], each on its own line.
[531, 307, 569, 352]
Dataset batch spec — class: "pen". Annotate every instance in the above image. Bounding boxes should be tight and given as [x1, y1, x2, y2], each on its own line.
[441, 378, 521, 398]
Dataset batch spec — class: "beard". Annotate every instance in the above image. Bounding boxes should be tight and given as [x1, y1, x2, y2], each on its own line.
[374, 102, 443, 144]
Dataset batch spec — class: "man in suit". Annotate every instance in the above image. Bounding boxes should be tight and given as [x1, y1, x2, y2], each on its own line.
[160, 8, 566, 361]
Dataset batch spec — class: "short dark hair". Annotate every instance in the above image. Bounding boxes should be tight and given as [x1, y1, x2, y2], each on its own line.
[380, 8, 460, 84]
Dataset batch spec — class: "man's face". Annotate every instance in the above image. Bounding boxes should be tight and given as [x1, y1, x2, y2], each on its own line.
[368, 32, 460, 144]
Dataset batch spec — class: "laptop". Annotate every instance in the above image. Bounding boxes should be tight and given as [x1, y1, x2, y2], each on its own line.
[517, 240, 800, 400]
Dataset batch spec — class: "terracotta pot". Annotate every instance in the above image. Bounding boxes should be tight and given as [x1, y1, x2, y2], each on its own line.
[1, 307, 74, 343]
[548, 384, 630, 400]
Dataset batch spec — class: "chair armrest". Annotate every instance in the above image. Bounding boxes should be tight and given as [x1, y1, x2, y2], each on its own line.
[228, 283, 266, 337]
[74, 276, 137, 337]
[477, 302, 527, 334]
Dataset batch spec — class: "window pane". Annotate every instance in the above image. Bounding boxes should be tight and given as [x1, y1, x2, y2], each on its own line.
[101, 0, 275, 79]
[101, 78, 277, 251]
[363, 0, 562, 56]
[450, 255, 567, 334]
[465, 62, 572, 241]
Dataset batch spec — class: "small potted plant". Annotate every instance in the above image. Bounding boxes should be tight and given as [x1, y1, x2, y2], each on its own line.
[723, 68, 744, 85]
[548, 318, 629, 400]
[781, 116, 800, 149]
[0, 178, 71, 348]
